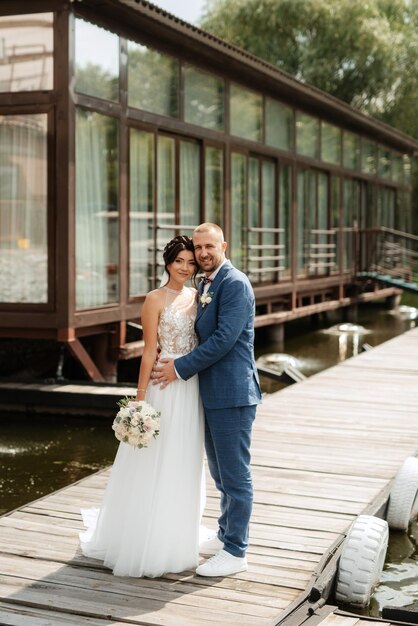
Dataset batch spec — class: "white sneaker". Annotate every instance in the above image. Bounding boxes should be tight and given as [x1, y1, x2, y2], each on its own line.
[196, 550, 248, 577]
[199, 535, 224, 556]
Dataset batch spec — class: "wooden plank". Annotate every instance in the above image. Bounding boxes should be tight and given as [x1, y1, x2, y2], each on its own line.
[1, 327, 418, 626]
[0, 577, 281, 626]
[0, 602, 127, 626]
[0, 555, 288, 617]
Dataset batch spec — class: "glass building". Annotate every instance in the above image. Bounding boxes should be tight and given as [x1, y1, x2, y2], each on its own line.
[0, 1, 416, 380]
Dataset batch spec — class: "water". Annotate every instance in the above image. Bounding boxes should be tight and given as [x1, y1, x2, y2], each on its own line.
[1, 299, 417, 612]
[255, 301, 417, 394]
[0, 414, 118, 516]
[372, 522, 418, 613]
[347, 520, 418, 615]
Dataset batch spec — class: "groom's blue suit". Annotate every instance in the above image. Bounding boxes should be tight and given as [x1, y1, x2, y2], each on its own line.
[175, 261, 261, 558]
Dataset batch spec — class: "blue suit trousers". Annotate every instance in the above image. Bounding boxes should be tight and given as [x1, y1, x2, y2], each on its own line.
[204, 404, 256, 558]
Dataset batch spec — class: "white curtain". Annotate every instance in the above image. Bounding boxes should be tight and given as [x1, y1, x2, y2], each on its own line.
[76, 111, 109, 309]
[156, 136, 175, 273]
[0, 114, 47, 303]
[130, 129, 154, 295]
[180, 140, 199, 228]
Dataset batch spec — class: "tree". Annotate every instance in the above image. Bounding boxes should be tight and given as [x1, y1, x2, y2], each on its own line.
[201, 0, 404, 108]
[201, 0, 418, 231]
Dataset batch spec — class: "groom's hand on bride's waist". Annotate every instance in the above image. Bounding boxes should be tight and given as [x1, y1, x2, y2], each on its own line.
[151, 358, 177, 388]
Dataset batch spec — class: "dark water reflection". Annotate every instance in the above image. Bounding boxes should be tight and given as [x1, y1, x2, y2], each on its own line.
[1, 299, 417, 614]
[346, 519, 418, 615]
[0, 415, 117, 516]
[372, 521, 418, 612]
[255, 301, 417, 394]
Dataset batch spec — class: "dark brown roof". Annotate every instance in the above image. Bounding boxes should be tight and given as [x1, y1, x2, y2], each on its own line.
[82, 0, 418, 152]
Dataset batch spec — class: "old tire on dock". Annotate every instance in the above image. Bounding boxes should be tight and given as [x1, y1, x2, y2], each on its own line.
[335, 515, 388, 607]
[386, 456, 418, 531]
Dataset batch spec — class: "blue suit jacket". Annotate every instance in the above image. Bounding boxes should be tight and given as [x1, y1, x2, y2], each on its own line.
[175, 261, 262, 410]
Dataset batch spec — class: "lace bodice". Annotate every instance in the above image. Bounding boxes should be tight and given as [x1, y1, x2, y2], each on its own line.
[158, 287, 198, 357]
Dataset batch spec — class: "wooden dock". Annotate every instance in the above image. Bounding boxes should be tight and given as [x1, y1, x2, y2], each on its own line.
[1, 327, 418, 626]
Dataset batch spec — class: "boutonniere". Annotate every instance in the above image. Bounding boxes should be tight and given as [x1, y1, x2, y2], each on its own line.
[200, 291, 214, 308]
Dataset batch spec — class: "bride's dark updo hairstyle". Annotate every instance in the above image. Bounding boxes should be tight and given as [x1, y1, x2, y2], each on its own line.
[162, 235, 197, 286]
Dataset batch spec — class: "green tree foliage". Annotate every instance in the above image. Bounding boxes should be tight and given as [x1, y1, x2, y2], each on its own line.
[201, 0, 418, 230]
[201, 0, 404, 107]
[75, 62, 119, 101]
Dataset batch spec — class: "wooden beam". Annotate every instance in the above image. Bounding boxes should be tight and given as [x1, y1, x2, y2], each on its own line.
[118, 340, 145, 360]
[254, 299, 351, 328]
[65, 339, 104, 382]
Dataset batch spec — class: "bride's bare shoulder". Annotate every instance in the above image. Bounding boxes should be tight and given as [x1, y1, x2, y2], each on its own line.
[144, 288, 165, 307]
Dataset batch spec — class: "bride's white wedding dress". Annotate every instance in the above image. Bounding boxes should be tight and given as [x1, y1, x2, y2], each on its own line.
[80, 286, 204, 577]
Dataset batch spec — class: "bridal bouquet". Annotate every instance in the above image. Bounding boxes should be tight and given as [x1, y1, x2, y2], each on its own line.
[112, 396, 160, 449]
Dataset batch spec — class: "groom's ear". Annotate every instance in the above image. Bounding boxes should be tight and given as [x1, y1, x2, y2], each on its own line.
[222, 241, 228, 253]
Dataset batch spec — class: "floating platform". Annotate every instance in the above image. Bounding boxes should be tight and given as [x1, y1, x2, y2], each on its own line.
[1, 328, 418, 625]
[0, 380, 136, 416]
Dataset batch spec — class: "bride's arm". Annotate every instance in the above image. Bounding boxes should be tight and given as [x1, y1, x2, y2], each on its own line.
[135, 291, 162, 401]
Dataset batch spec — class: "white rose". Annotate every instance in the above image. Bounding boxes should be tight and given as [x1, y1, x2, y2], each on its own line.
[118, 407, 130, 419]
[127, 400, 139, 409]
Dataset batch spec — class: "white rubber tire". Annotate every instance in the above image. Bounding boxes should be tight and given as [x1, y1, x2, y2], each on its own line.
[335, 515, 388, 607]
[386, 456, 418, 531]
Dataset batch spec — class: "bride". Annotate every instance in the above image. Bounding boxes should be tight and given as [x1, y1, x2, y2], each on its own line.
[80, 235, 204, 577]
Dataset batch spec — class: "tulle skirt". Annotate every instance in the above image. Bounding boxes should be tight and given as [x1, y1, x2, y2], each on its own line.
[80, 369, 204, 577]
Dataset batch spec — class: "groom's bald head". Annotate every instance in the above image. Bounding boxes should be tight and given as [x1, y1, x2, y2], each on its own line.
[192, 223, 227, 274]
[193, 223, 225, 242]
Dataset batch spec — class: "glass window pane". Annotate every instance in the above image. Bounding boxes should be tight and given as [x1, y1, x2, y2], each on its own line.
[184, 65, 224, 130]
[261, 160, 275, 281]
[279, 164, 291, 277]
[366, 184, 376, 228]
[308, 171, 316, 233]
[248, 157, 259, 278]
[378, 148, 392, 179]
[76, 110, 119, 309]
[361, 140, 376, 175]
[0, 14, 53, 92]
[331, 176, 340, 272]
[396, 191, 410, 232]
[265, 98, 292, 151]
[317, 173, 328, 231]
[205, 147, 223, 226]
[230, 153, 246, 269]
[297, 169, 307, 275]
[321, 122, 341, 165]
[316, 172, 332, 276]
[0, 114, 48, 303]
[378, 187, 395, 228]
[75, 19, 119, 101]
[392, 153, 403, 183]
[343, 131, 361, 170]
[130, 129, 154, 296]
[343, 179, 360, 270]
[230, 84, 262, 142]
[156, 136, 176, 270]
[403, 155, 411, 185]
[180, 140, 200, 227]
[128, 41, 179, 118]
[296, 112, 319, 159]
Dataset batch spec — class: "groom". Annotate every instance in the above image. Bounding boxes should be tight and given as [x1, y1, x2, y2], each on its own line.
[155, 223, 262, 576]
